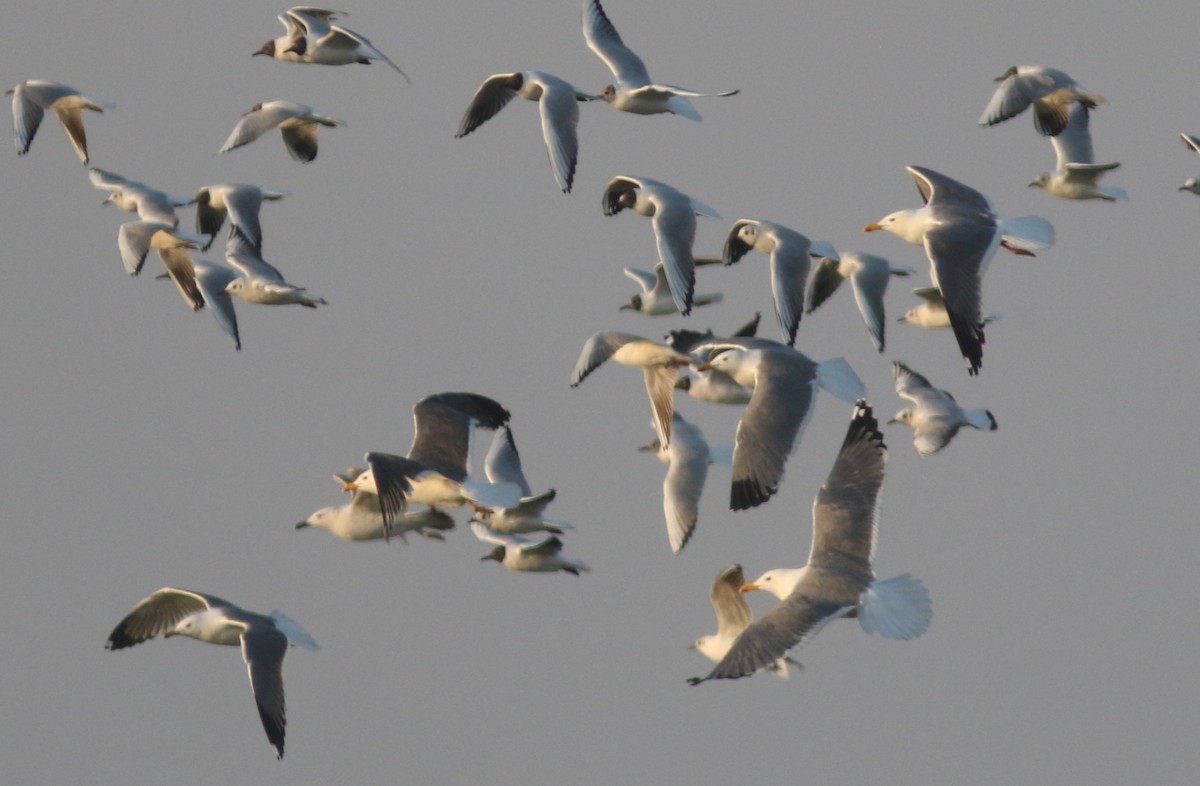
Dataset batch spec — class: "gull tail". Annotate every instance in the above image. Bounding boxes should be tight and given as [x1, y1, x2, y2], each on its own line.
[857, 573, 932, 640]
[965, 408, 998, 431]
[269, 611, 320, 651]
[999, 215, 1055, 254]
[815, 358, 866, 403]
[666, 94, 702, 121]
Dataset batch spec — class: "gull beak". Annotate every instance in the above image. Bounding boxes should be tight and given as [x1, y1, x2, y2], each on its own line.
[863, 223, 883, 232]
[695, 362, 714, 372]
[740, 583, 760, 593]
[342, 481, 358, 492]
[295, 522, 309, 530]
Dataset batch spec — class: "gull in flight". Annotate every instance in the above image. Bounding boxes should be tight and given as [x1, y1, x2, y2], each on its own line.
[105, 587, 317, 759]
[691, 337, 864, 510]
[582, 0, 737, 120]
[602, 175, 720, 316]
[690, 564, 796, 679]
[1028, 104, 1125, 201]
[297, 469, 455, 542]
[219, 101, 344, 163]
[806, 253, 915, 353]
[255, 7, 409, 81]
[889, 361, 996, 456]
[194, 184, 286, 252]
[1178, 134, 1200, 195]
[866, 165, 1053, 375]
[898, 287, 1002, 330]
[470, 522, 589, 576]
[722, 219, 839, 346]
[620, 260, 723, 316]
[979, 65, 1105, 136]
[114, 221, 207, 310]
[90, 168, 192, 226]
[688, 402, 931, 685]
[638, 413, 712, 553]
[7, 80, 112, 163]
[455, 71, 597, 193]
[669, 315, 759, 406]
[570, 331, 690, 447]
[471, 426, 574, 536]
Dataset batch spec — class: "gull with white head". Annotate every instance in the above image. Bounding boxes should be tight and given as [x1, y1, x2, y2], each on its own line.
[1028, 104, 1125, 201]
[90, 168, 192, 226]
[297, 469, 455, 542]
[889, 361, 996, 456]
[899, 287, 1002, 330]
[688, 402, 931, 685]
[807, 252, 915, 353]
[105, 588, 317, 759]
[471, 426, 573, 536]
[7, 80, 112, 163]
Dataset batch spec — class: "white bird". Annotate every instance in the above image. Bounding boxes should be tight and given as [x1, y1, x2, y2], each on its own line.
[979, 65, 1105, 136]
[472, 426, 573, 535]
[105, 588, 318, 759]
[7, 80, 112, 163]
[807, 253, 915, 353]
[219, 101, 344, 163]
[582, 0, 737, 119]
[668, 316, 759, 405]
[602, 176, 720, 315]
[638, 413, 711, 553]
[620, 260, 723, 315]
[89, 168, 191, 226]
[688, 402, 932, 685]
[865, 165, 1053, 375]
[1178, 134, 1200, 195]
[570, 331, 690, 447]
[889, 361, 996, 456]
[722, 219, 837, 346]
[115, 221, 207, 310]
[690, 564, 796, 679]
[194, 184, 286, 252]
[470, 522, 589, 575]
[692, 338, 864, 510]
[1028, 105, 1125, 201]
[455, 71, 597, 193]
[255, 7, 409, 81]
[297, 470, 455, 542]
[898, 287, 1002, 330]
[344, 393, 522, 539]
[222, 231, 326, 308]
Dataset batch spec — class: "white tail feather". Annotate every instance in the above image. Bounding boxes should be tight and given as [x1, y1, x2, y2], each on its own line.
[858, 573, 932, 640]
[965, 408, 998, 431]
[999, 215, 1055, 252]
[816, 358, 865, 403]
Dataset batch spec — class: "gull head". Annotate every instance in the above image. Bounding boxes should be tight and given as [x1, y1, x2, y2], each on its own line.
[620, 294, 643, 312]
[865, 209, 927, 245]
[899, 307, 921, 325]
[690, 635, 725, 661]
[736, 222, 765, 251]
[481, 545, 506, 563]
[344, 469, 376, 494]
[297, 508, 335, 531]
[254, 40, 276, 58]
[599, 84, 618, 104]
[744, 568, 806, 600]
[696, 347, 755, 385]
[888, 408, 915, 427]
[1029, 173, 1052, 190]
[1180, 178, 1200, 195]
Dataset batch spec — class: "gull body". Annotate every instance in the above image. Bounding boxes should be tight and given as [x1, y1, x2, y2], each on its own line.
[106, 588, 317, 759]
[223, 232, 326, 307]
[1028, 105, 1125, 201]
[90, 168, 191, 226]
[689, 403, 931, 685]
[621, 261, 722, 316]
[256, 7, 409, 80]
[472, 426, 573, 536]
[471, 522, 589, 575]
[582, 0, 737, 120]
[899, 287, 1002, 330]
[638, 413, 711, 553]
[219, 101, 344, 163]
[979, 65, 1105, 136]
[1179, 134, 1200, 194]
[194, 184, 286, 252]
[7, 80, 112, 163]
[807, 253, 914, 353]
[889, 361, 996, 456]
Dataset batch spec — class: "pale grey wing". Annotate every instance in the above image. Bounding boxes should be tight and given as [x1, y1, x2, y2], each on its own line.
[622, 266, 657, 293]
[689, 591, 849, 684]
[192, 261, 242, 350]
[569, 330, 639, 385]
[642, 364, 679, 448]
[534, 74, 581, 192]
[51, 103, 92, 163]
[806, 256, 843, 313]
[287, 7, 336, 39]
[721, 219, 754, 266]
[1052, 104, 1094, 168]
[892, 361, 939, 404]
[730, 351, 818, 510]
[913, 286, 942, 305]
[710, 564, 752, 639]
[10, 83, 47, 155]
[847, 256, 890, 352]
[912, 418, 958, 457]
[767, 231, 811, 346]
[364, 452, 423, 537]
[224, 230, 284, 281]
[979, 71, 1040, 127]
[484, 426, 532, 496]
[651, 195, 697, 315]
[326, 25, 409, 80]
[219, 104, 294, 154]
[240, 624, 289, 759]
[117, 220, 174, 275]
[157, 246, 204, 311]
[280, 123, 320, 163]
[88, 167, 133, 191]
[582, 0, 651, 86]
[979, 68, 1067, 131]
[809, 401, 885, 570]
[1182, 133, 1200, 155]
[347, 483, 383, 514]
[105, 588, 222, 650]
[469, 520, 530, 548]
[924, 211, 993, 375]
[1062, 162, 1119, 185]
[907, 165, 992, 212]
[455, 73, 519, 137]
[663, 414, 708, 552]
[222, 187, 267, 250]
[134, 188, 181, 225]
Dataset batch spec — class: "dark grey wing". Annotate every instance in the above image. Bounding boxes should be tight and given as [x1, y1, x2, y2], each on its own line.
[240, 624, 289, 759]
[924, 209, 993, 375]
[280, 124, 319, 163]
[602, 176, 639, 216]
[731, 312, 760, 337]
[767, 228, 811, 346]
[730, 350, 818, 510]
[194, 188, 226, 251]
[808, 401, 885, 571]
[664, 328, 711, 353]
[907, 165, 992, 212]
[484, 425, 532, 496]
[806, 256, 843, 313]
[721, 220, 754, 266]
[711, 564, 752, 639]
[364, 452, 423, 540]
[689, 591, 848, 684]
[421, 392, 511, 430]
[455, 73, 520, 138]
[157, 247, 204, 311]
[10, 83, 46, 155]
[105, 588, 222, 650]
[408, 398, 472, 480]
[569, 331, 639, 385]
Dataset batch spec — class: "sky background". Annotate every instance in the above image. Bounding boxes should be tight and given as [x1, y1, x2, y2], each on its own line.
[1, 1, 1197, 783]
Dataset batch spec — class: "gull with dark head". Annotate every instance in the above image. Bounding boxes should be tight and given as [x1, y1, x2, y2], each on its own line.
[471, 426, 573, 536]
[471, 522, 589, 576]
[979, 65, 1105, 136]
[219, 101, 344, 163]
[688, 402, 931, 685]
[582, 0, 737, 119]
[255, 7, 408, 81]
[106, 587, 317, 759]
[194, 184, 286, 252]
[7, 80, 112, 163]
[890, 361, 996, 456]
[807, 252, 914, 353]
[620, 260, 722, 316]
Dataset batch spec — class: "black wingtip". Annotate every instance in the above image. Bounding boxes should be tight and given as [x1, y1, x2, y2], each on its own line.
[730, 478, 773, 511]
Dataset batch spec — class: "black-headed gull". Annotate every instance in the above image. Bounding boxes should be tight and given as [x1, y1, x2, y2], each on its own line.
[470, 522, 589, 576]
[7, 80, 112, 163]
[807, 252, 915, 353]
[1028, 105, 1125, 201]
[619, 260, 722, 315]
[219, 101, 344, 163]
[979, 65, 1105, 137]
[256, 7, 409, 81]
[194, 184, 286, 252]
[889, 362, 997, 456]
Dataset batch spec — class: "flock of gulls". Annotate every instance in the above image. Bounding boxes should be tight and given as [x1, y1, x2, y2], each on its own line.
[11, 0, 1182, 763]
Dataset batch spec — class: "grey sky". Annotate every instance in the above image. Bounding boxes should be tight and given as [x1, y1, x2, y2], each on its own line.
[1, 1, 1197, 783]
